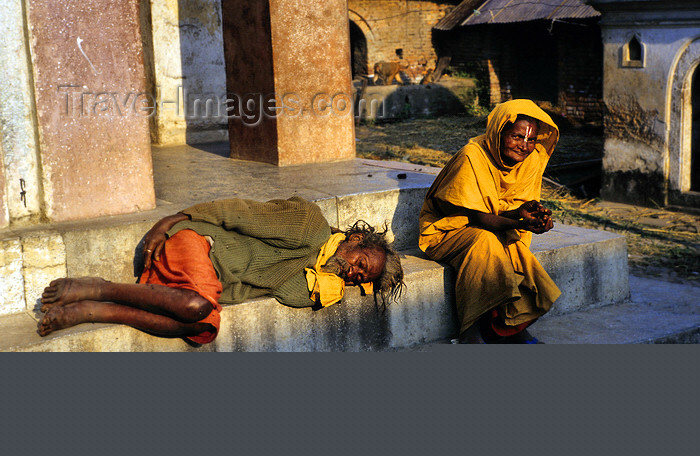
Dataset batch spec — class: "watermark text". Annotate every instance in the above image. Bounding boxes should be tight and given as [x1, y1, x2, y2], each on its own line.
[58, 85, 385, 125]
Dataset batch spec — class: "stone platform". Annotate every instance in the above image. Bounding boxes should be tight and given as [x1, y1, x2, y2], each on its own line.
[356, 79, 478, 121]
[0, 143, 638, 351]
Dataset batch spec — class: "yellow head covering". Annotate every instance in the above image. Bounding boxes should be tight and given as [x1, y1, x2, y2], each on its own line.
[418, 99, 559, 250]
[478, 99, 559, 170]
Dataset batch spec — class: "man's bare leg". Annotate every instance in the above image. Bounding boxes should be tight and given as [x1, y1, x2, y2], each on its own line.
[38, 300, 213, 338]
[41, 278, 212, 323]
[41, 278, 108, 310]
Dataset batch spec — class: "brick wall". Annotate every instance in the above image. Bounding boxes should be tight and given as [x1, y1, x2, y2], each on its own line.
[348, 0, 460, 81]
[555, 19, 604, 124]
[435, 19, 604, 123]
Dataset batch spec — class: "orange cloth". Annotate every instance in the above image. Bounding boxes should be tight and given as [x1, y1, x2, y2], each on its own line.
[139, 229, 223, 345]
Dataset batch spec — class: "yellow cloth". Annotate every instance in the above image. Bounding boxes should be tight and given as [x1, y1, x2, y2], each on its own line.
[418, 99, 562, 332]
[305, 233, 347, 307]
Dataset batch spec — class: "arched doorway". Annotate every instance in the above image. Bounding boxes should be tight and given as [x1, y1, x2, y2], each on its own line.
[669, 37, 700, 200]
[349, 21, 367, 79]
[692, 65, 700, 191]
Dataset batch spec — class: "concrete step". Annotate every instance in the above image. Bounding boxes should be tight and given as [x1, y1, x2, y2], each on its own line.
[410, 275, 700, 348]
[532, 275, 700, 344]
[0, 153, 635, 351]
[0, 223, 631, 351]
[0, 158, 438, 318]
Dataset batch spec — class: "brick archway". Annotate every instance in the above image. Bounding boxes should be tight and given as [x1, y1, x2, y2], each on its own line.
[348, 10, 375, 77]
[347, 10, 374, 42]
[349, 20, 368, 78]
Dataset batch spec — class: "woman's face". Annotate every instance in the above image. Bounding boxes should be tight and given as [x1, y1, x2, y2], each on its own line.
[500, 119, 538, 166]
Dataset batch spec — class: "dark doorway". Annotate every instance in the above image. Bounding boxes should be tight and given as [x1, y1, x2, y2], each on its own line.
[510, 22, 558, 104]
[349, 21, 368, 79]
[692, 65, 700, 191]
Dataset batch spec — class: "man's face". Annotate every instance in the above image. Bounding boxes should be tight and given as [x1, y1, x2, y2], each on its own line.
[333, 236, 386, 285]
[500, 119, 538, 166]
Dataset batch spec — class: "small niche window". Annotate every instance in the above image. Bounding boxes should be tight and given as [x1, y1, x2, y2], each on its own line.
[395, 48, 403, 59]
[622, 35, 644, 68]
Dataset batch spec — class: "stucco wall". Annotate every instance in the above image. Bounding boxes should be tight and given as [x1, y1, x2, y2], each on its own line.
[0, 142, 7, 228]
[589, 0, 700, 206]
[598, 23, 700, 205]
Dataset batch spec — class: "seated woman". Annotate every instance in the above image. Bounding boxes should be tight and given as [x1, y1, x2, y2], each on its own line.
[419, 99, 561, 343]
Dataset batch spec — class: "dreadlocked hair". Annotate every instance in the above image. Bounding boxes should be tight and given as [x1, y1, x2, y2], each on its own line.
[343, 220, 405, 306]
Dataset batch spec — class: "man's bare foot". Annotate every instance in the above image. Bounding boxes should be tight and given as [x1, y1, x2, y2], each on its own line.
[40, 277, 109, 312]
[38, 302, 93, 336]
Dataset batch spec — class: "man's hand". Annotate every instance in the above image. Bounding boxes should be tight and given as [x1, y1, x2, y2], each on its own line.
[143, 213, 189, 270]
[517, 200, 554, 234]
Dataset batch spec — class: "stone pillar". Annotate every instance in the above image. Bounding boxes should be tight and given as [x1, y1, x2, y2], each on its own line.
[486, 59, 502, 106]
[148, 0, 228, 145]
[25, 0, 155, 222]
[222, 0, 356, 166]
[0, 0, 44, 227]
[0, 146, 7, 228]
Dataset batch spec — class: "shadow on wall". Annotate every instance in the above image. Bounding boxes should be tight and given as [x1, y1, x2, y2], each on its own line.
[178, 0, 228, 145]
[139, 0, 157, 144]
[139, 0, 228, 146]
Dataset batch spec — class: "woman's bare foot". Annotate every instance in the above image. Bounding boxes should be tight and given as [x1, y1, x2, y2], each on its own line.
[38, 302, 94, 336]
[40, 277, 109, 312]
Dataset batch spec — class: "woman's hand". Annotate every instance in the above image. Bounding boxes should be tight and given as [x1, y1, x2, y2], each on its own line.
[517, 200, 554, 234]
[143, 213, 189, 270]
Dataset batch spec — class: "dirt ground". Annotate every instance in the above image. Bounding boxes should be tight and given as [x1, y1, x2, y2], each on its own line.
[355, 114, 700, 285]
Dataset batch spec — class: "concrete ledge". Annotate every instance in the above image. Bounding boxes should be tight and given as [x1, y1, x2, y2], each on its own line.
[0, 204, 179, 316]
[0, 252, 455, 351]
[218, 254, 457, 351]
[356, 79, 477, 120]
[531, 224, 630, 316]
[0, 156, 438, 316]
[0, 224, 630, 351]
[0, 155, 633, 350]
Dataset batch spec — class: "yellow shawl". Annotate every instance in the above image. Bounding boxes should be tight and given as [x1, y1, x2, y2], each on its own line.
[305, 233, 347, 307]
[418, 99, 559, 250]
[305, 234, 375, 307]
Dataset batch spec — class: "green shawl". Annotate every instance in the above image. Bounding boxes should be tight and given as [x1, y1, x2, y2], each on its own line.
[168, 196, 331, 308]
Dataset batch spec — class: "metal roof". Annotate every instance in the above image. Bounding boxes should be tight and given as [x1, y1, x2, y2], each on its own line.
[434, 0, 600, 30]
[434, 0, 486, 30]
